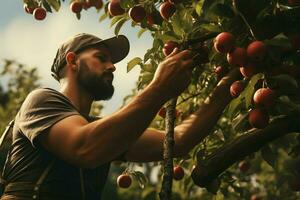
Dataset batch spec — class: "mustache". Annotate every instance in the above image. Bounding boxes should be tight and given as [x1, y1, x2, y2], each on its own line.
[102, 72, 114, 80]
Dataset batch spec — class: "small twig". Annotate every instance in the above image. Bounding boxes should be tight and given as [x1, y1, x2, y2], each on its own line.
[232, 0, 257, 40]
[181, 32, 220, 49]
[177, 91, 203, 106]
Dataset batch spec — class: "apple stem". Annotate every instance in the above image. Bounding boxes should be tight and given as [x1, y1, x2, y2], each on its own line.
[159, 98, 177, 200]
[232, 0, 257, 40]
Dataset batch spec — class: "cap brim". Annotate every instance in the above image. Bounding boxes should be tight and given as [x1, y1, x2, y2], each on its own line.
[94, 35, 130, 64]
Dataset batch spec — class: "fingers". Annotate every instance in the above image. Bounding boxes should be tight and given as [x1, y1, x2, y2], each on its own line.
[166, 47, 180, 58]
[166, 48, 193, 60]
[173, 49, 193, 60]
[182, 59, 195, 70]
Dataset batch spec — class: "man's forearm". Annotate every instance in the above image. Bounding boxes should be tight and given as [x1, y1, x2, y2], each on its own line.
[174, 69, 241, 155]
[79, 83, 167, 166]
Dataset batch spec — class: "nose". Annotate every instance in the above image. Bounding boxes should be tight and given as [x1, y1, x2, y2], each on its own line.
[107, 62, 116, 72]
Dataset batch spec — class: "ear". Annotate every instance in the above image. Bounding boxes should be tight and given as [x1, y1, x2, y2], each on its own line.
[66, 52, 77, 69]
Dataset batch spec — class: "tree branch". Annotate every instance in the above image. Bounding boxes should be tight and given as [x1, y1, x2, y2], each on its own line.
[159, 98, 177, 200]
[191, 115, 300, 188]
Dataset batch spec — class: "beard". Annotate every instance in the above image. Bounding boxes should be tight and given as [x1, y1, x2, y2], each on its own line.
[77, 59, 114, 101]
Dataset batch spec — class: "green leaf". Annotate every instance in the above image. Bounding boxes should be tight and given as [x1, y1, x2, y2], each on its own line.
[227, 96, 244, 119]
[99, 12, 108, 22]
[210, 3, 234, 18]
[47, 0, 60, 12]
[261, 145, 277, 169]
[144, 48, 155, 62]
[195, 1, 202, 16]
[268, 74, 298, 90]
[140, 72, 154, 84]
[278, 95, 300, 112]
[131, 171, 148, 189]
[127, 57, 142, 73]
[114, 18, 127, 36]
[200, 23, 222, 32]
[172, 9, 193, 37]
[244, 73, 264, 109]
[137, 28, 147, 38]
[265, 35, 292, 48]
[110, 16, 124, 27]
[42, 0, 52, 12]
[232, 112, 250, 132]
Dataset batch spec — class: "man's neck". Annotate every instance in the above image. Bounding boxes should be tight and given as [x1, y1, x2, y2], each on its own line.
[59, 82, 93, 117]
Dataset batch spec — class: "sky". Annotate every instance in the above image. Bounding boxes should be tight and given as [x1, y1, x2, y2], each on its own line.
[0, 1, 153, 116]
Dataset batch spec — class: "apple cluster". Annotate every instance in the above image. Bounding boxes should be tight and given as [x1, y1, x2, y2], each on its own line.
[214, 32, 278, 129]
[107, 0, 179, 26]
[70, 0, 104, 14]
[23, 0, 103, 21]
[214, 32, 268, 78]
[24, 4, 47, 21]
[116, 165, 184, 189]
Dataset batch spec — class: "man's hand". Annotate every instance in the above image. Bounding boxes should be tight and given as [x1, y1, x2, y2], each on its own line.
[150, 48, 196, 99]
[122, 68, 243, 162]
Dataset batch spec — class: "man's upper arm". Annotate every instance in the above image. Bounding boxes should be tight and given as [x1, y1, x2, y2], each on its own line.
[39, 115, 90, 166]
[17, 88, 86, 163]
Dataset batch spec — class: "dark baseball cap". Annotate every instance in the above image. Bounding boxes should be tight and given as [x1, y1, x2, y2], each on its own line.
[51, 33, 130, 81]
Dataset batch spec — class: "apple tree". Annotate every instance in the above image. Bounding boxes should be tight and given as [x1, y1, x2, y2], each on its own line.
[0, 60, 41, 167]
[21, 0, 300, 199]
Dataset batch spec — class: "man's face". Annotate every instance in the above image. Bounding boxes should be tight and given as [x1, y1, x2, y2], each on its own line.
[76, 47, 116, 101]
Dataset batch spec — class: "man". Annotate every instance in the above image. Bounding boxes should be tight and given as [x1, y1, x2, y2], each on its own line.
[0, 33, 240, 200]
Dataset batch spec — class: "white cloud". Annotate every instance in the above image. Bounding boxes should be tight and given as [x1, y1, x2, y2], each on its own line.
[0, 5, 153, 115]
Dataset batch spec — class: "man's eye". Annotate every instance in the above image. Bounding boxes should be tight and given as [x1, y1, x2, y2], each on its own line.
[97, 55, 108, 62]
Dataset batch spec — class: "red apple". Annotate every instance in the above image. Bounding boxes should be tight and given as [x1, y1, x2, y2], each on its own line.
[214, 66, 224, 75]
[159, 1, 176, 20]
[129, 6, 146, 23]
[108, 0, 125, 16]
[238, 160, 250, 172]
[158, 107, 166, 118]
[163, 41, 179, 56]
[84, 0, 102, 9]
[83, 1, 92, 10]
[230, 81, 245, 98]
[146, 13, 155, 26]
[288, 0, 300, 6]
[214, 32, 235, 54]
[70, 1, 83, 13]
[173, 166, 184, 180]
[247, 41, 267, 61]
[117, 174, 132, 188]
[253, 88, 276, 107]
[24, 4, 34, 14]
[33, 7, 47, 21]
[248, 108, 269, 129]
[250, 194, 261, 200]
[227, 47, 247, 67]
[214, 66, 228, 80]
[93, 0, 103, 9]
[240, 62, 259, 78]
